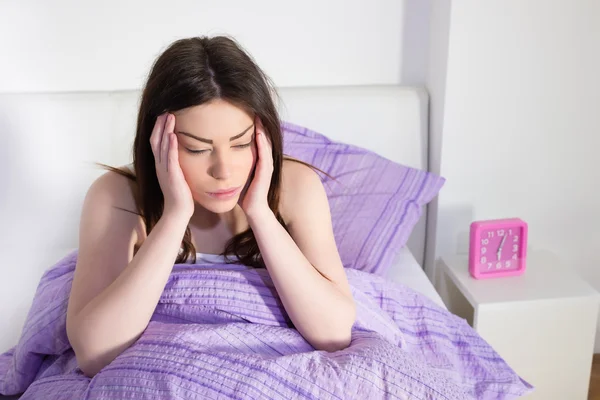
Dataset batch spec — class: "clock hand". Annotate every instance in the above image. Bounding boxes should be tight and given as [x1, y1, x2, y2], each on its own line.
[497, 233, 508, 260]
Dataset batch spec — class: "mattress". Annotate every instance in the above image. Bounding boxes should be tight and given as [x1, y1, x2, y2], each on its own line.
[384, 247, 447, 310]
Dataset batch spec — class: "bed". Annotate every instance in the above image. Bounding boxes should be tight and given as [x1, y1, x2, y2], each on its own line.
[0, 84, 445, 331]
[0, 85, 532, 399]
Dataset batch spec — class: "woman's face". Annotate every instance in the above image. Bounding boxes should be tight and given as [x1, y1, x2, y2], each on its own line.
[172, 99, 257, 215]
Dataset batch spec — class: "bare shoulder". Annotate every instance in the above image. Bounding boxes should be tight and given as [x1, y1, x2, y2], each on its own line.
[89, 167, 137, 207]
[67, 167, 144, 323]
[92, 166, 145, 239]
[281, 158, 322, 186]
[280, 158, 325, 226]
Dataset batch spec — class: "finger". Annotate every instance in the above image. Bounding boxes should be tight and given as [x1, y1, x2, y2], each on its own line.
[254, 117, 270, 148]
[161, 114, 174, 166]
[260, 131, 273, 164]
[156, 113, 169, 164]
[168, 133, 179, 174]
[255, 129, 263, 164]
[255, 116, 265, 135]
[256, 132, 270, 177]
[166, 133, 171, 173]
[151, 113, 167, 163]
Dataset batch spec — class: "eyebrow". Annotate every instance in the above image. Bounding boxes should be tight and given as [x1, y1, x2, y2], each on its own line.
[175, 123, 254, 144]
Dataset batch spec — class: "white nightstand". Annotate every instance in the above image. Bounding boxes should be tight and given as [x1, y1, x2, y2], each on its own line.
[434, 250, 599, 400]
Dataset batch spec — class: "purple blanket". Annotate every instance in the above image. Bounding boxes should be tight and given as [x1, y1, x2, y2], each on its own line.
[0, 251, 533, 399]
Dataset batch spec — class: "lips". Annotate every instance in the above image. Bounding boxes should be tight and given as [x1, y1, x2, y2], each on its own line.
[205, 186, 241, 200]
[208, 187, 239, 195]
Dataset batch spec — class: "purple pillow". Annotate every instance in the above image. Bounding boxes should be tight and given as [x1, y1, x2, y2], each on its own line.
[281, 121, 445, 275]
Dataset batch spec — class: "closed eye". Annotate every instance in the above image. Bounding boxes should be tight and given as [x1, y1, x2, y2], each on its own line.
[185, 148, 208, 154]
[185, 142, 252, 155]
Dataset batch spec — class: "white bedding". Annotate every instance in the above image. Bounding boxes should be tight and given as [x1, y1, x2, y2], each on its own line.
[385, 247, 447, 309]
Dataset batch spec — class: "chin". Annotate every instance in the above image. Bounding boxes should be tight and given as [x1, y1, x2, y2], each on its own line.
[195, 194, 239, 214]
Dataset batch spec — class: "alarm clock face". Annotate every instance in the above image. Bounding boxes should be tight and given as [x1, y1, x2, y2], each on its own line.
[478, 226, 524, 272]
[469, 218, 528, 278]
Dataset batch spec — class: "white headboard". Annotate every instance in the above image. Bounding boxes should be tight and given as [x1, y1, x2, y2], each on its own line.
[0, 85, 429, 351]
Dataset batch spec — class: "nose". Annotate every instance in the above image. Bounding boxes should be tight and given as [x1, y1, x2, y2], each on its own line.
[209, 149, 232, 180]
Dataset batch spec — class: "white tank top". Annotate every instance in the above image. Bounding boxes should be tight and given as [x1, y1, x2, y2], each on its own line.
[193, 252, 227, 263]
[185, 252, 252, 270]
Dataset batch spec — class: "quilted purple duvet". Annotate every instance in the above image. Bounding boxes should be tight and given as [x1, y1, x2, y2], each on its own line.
[0, 251, 533, 399]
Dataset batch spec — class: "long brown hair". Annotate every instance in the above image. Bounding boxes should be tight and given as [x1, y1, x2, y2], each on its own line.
[99, 35, 333, 268]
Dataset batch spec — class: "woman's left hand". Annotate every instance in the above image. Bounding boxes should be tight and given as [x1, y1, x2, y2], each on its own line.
[238, 116, 273, 220]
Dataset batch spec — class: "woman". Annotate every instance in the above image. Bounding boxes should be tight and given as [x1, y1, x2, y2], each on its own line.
[65, 35, 356, 378]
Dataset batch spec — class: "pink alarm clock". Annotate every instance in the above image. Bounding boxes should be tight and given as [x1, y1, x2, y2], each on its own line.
[468, 218, 528, 279]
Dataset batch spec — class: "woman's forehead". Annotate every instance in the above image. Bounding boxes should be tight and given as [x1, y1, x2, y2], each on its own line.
[174, 99, 253, 139]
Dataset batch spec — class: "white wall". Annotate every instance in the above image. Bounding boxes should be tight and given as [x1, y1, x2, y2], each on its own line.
[423, 0, 451, 284]
[0, 0, 405, 92]
[425, 0, 600, 351]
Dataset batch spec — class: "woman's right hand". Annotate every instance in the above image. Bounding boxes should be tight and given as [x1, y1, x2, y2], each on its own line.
[150, 113, 195, 221]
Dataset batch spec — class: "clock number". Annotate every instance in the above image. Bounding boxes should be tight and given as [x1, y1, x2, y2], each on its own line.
[505, 261, 511, 268]
[512, 254, 518, 260]
[481, 247, 487, 254]
[480, 256, 487, 264]
[497, 229, 505, 236]
[508, 229, 512, 235]
[487, 231, 494, 238]
[496, 262, 502, 269]
[487, 262, 493, 270]
[481, 239, 489, 245]
[512, 244, 519, 252]
[513, 235, 519, 242]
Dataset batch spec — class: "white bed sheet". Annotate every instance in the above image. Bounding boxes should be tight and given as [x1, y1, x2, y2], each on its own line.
[384, 247, 447, 310]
